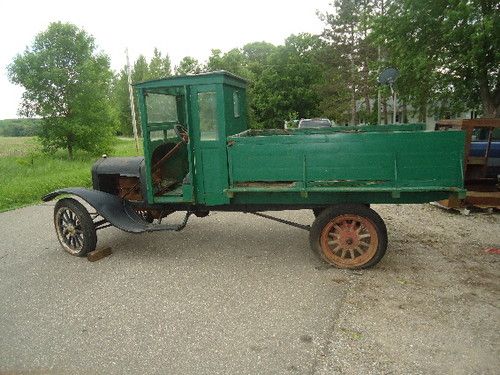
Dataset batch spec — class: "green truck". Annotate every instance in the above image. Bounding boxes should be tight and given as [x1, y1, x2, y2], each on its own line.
[43, 71, 465, 269]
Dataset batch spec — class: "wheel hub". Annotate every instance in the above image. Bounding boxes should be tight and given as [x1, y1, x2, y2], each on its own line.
[337, 226, 360, 249]
[66, 224, 76, 235]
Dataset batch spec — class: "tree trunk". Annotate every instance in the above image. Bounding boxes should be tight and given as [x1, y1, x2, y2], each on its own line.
[364, 92, 371, 114]
[402, 102, 408, 123]
[67, 139, 73, 159]
[351, 84, 356, 125]
[479, 81, 500, 118]
[418, 103, 425, 122]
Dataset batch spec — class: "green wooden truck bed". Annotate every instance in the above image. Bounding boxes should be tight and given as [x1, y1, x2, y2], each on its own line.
[226, 129, 465, 204]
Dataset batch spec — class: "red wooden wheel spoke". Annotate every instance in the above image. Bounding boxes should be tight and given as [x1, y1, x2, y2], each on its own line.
[320, 214, 379, 268]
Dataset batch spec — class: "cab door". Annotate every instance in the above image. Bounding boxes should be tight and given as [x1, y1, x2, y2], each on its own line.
[190, 84, 230, 205]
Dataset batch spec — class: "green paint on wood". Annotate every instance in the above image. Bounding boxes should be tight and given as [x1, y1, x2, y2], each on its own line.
[134, 71, 465, 208]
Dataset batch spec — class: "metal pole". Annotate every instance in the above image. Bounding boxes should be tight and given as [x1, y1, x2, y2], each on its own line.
[393, 88, 397, 123]
[126, 48, 139, 154]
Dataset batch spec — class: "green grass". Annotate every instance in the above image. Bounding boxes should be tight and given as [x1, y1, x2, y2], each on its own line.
[0, 137, 142, 212]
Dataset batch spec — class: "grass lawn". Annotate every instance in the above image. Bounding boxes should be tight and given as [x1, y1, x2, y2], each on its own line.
[0, 137, 142, 212]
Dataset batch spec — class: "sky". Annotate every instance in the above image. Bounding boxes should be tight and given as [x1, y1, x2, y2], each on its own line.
[0, 0, 332, 120]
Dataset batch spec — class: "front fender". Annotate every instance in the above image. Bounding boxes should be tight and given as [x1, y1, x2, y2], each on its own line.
[42, 188, 151, 233]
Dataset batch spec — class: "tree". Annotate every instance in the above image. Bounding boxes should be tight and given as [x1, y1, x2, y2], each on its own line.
[148, 48, 172, 79]
[206, 48, 250, 77]
[319, 0, 378, 124]
[175, 56, 202, 75]
[373, 0, 500, 118]
[8, 22, 117, 158]
[111, 69, 133, 136]
[132, 55, 149, 83]
[251, 34, 324, 128]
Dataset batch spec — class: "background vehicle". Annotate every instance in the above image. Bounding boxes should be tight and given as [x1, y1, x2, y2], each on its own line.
[43, 71, 465, 269]
[298, 118, 332, 128]
[435, 118, 499, 208]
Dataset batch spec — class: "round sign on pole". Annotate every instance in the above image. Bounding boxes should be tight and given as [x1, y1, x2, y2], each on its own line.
[378, 67, 399, 85]
[378, 68, 400, 124]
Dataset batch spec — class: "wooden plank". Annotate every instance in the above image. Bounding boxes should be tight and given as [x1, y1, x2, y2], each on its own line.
[87, 247, 112, 262]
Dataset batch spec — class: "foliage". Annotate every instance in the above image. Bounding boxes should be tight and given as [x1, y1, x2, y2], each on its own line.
[206, 48, 250, 78]
[0, 137, 140, 212]
[147, 48, 172, 79]
[251, 34, 324, 128]
[106, 1, 500, 130]
[0, 118, 41, 137]
[372, 0, 500, 118]
[319, 0, 379, 124]
[8, 22, 118, 158]
[10, 2, 497, 148]
[175, 56, 202, 75]
[112, 69, 133, 136]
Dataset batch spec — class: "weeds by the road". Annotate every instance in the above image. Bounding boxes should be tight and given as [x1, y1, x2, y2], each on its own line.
[0, 137, 141, 212]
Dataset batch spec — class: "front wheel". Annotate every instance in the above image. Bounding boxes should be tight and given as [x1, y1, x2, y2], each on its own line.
[54, 198, 97, 256]
[309, 204, 387, 269]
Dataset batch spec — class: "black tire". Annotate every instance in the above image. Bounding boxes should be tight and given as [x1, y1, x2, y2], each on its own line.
[309, 204, 387, 269]
[54, 198, 97, 256]
[195, 210, 210, 218]
[312, 207, 327, 218]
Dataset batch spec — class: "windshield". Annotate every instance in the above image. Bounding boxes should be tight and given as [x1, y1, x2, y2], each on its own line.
[145, 93, 178, 124]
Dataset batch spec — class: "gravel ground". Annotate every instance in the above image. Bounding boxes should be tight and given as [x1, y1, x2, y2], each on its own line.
[0, 203, 498, 374]
[314, 204, 500, 374]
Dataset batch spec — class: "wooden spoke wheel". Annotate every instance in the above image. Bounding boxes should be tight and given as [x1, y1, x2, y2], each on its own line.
[310, 205, 387, 269]
[54, 198, 97, 257]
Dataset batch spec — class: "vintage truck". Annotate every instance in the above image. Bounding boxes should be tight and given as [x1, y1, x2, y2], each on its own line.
[43, 71, 466, 269]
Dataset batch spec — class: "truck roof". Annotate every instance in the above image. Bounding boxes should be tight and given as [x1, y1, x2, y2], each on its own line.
[134, 70, 247, 89]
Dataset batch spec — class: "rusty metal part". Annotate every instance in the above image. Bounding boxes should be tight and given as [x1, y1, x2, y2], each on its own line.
[119, 176, 143, 201]
[154, 179, 179, 196]
[251, 212, 310, 231]
[435, 118, 499, 208]
[152, 140, 185, 176]
[174, 124, 189, 144]
[151, 140, 186, 196]
[485, 248, 500, 254]
[319, 214, 378, 268]
[121, 139, 186, 200]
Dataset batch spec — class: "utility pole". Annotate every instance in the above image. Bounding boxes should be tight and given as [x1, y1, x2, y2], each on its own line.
[126, 48, 140, 154]
[378, 0, 385, 125]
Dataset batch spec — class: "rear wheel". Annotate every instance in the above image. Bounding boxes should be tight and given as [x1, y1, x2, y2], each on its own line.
[54, 198, 97, 256]
[309, 204, 387, 269]
[312, 207, 327, 217]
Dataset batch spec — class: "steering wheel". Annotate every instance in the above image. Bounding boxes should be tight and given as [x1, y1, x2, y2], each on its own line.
[174, 124, 189, 144]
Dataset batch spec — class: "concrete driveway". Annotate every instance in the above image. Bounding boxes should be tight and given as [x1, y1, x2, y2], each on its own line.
[0, 203, 498, 374]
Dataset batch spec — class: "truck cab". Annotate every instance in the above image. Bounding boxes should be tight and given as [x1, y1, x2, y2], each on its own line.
[134, 71, 247, 206]
[89, 71, 248, 211]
